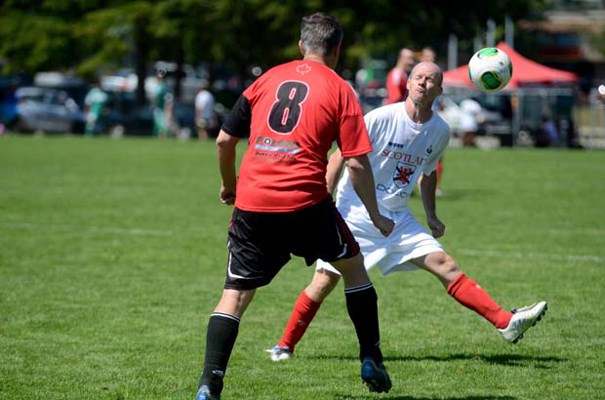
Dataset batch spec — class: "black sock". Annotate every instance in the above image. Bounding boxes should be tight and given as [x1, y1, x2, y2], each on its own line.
[198, 312, 240, 394]
[344, 283, 383, 363]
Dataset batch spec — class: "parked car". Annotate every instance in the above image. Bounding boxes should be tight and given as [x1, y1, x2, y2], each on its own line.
[10, 87, 85, 134]
[102, 91, 203, 138]
[100, 68, 230, 138]
[101, 90, 153, 136]
[1, 73, 32, 128]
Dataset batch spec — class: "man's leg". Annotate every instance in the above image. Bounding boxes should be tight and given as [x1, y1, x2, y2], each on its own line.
[417, 252, 512, 328]
[447, 273, 512, 329]
[197, 289, 255, 398]
[331, 254, 391, 393]
[273, 269, 340, 357]
[417, 252, 547, 343]
[331, 254, 382, 361]
[85, 115, 95, 137]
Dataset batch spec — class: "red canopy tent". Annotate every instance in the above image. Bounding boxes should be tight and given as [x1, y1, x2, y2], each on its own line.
[443, 42, 578, 89]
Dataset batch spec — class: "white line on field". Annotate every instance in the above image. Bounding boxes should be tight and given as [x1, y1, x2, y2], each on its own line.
[2, 220, 603, 263]
[547, 228, 603, 236]
[457, 248, 604, 263]
[1, 220, 178, 237]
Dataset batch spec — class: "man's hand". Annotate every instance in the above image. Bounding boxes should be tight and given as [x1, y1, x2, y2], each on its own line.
[427, 216, 445, 238]
[371, 214, 395, 237]
[220, 185, 236, 205]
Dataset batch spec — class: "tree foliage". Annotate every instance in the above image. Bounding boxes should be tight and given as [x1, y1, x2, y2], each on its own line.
[0, 0, 548, 102]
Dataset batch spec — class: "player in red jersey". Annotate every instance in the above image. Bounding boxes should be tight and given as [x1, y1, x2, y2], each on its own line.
[384, 47, 416, 104]
[195, 13, 395, 400]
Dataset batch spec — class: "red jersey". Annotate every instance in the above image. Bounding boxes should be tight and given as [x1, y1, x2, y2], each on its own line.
[385, 68, 408, 104]
[225, 60, 372, 212]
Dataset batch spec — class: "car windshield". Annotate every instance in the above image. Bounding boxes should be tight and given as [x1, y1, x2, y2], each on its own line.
[18, 93, 46, 103]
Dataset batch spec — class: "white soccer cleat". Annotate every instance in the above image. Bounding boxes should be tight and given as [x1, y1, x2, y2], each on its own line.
[265, 345, 292, 362]
[498, 301, 548, 344]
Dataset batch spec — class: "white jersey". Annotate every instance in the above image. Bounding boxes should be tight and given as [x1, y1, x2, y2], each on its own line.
[336, 102, 450, 213]
[195, 89, 215, 120]
[317, 102, 451, 275]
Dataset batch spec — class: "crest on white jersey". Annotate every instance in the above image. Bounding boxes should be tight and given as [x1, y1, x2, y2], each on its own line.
[392, 161, 415, 188]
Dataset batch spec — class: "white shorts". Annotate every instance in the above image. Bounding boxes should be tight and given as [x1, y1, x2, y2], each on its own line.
[317, 202, 444, 275]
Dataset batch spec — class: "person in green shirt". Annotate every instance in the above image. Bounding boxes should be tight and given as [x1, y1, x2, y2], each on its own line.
[84, 84, 109, 137]
[152, 75, 170, 138]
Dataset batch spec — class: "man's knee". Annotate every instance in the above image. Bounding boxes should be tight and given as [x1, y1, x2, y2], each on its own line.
[216, 288, 256, 317]
[425, 252, 461, 283]
[329, 253, 371, 287]
[307, 269, 341, 301]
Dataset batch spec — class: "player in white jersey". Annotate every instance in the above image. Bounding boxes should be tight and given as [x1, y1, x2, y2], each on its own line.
[267, 62, 547, 362]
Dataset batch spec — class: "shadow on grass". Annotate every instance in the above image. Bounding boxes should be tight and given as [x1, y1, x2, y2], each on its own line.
[388, 353, 566, 368]
[307, 353, 565, 369]
[334, 395, 517, 400]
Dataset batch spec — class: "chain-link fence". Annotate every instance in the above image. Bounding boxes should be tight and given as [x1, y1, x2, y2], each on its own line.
[575, 88, 605, 149]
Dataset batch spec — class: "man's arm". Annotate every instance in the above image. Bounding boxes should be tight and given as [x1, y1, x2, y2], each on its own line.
[216, 129, 240, 205]
[419, 170, 445, 238]
[345, 154, 394, 236]
[326, 149, 345, 195]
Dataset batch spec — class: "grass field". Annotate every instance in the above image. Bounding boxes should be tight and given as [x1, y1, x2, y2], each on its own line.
[1, 135, 604, 400]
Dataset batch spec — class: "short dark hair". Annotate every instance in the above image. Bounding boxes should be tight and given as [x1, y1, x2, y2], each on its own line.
[300, 12, 343, 57]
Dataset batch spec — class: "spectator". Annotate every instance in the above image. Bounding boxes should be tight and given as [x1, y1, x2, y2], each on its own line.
[194, 80, 217, 140]
[420, 46, 437, 63]
[459, 98, 482, 147]
[536, 112, 560, 148]
[151, 73, 170, 138]
[84, 83, 109, 137]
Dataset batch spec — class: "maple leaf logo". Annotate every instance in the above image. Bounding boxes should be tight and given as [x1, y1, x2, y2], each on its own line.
[296, 64, 312, 75]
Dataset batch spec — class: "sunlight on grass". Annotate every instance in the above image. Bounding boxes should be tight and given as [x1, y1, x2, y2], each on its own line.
[1, 136, 604, 399]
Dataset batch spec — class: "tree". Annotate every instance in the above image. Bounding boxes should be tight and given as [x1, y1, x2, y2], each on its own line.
[0, 5, 80, 73]
[75, 2, 155, 106]
[0, 0, 549, 106]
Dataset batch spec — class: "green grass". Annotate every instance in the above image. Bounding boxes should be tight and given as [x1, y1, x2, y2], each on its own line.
[1, 135, 604, 400]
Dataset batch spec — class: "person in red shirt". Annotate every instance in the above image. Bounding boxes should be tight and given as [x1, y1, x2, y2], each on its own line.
[195, 13, 395, 400]
[384, 47, 416, 104]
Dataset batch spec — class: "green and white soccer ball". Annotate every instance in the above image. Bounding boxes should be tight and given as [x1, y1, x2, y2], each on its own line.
[468, 47, 512, 92]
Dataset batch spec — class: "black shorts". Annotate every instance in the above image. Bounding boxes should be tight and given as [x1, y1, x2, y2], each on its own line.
[224, 197, 360, 290]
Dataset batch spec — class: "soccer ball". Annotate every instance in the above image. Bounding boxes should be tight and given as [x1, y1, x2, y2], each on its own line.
[468, 47, 512, 92]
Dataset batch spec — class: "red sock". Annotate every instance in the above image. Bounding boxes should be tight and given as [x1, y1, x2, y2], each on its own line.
[277, 290, 322, 352]
[447, 274, 512, 329]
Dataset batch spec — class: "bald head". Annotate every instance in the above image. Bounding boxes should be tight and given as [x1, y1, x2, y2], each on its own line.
[410, 61, 443, 86]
